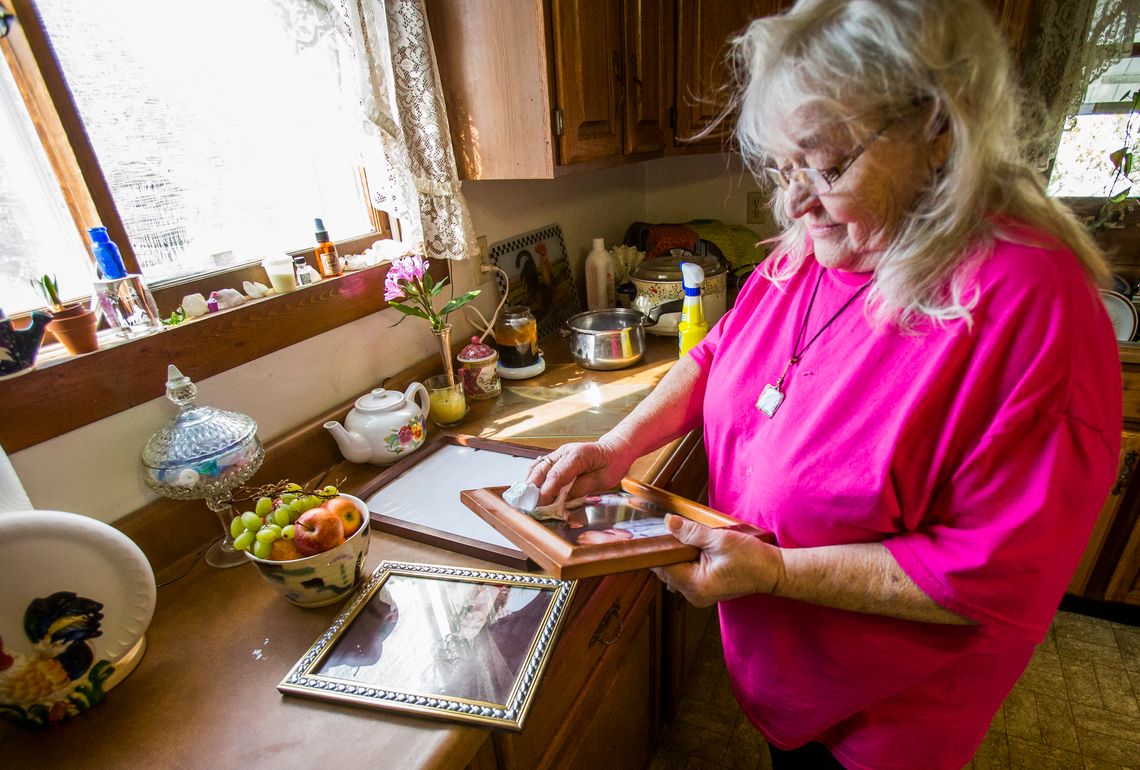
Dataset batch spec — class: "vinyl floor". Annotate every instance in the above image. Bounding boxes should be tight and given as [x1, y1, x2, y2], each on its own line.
[649, 610, 1140, 770]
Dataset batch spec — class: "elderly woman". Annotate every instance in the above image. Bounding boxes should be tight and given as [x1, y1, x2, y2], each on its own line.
[527, 1, 1122, 768]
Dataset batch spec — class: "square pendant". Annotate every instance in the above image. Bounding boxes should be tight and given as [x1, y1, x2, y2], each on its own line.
[756, 384, 784, 417]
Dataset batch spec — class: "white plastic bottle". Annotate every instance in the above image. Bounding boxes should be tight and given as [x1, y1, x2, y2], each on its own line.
[585, 237, 615, 310]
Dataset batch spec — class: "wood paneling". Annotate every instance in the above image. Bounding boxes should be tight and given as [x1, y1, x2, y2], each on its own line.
[623, 0, 672, 155]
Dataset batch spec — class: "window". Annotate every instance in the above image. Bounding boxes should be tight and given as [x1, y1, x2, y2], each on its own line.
[1048, 32, 1140, 198]
[1, 0, 386, 316]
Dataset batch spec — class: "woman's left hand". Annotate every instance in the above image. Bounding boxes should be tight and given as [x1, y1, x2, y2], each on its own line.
[652, 515, 784, 608]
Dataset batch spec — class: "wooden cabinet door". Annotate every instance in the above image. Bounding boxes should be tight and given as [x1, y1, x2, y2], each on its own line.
[1105, 430, 1140, 606]
[1069, 430, 1140, 596]
[674, 0, 771, 150]
[552, 0, 625, 164]
[623, 0, 671, 155]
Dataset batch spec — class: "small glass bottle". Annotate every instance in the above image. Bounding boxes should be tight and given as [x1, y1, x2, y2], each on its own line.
[313, 217, 342, 278]
[294, 256, 314, 286]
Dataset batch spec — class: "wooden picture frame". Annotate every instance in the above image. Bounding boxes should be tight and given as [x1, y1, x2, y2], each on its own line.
[355, 434, 546, 570]
[461, 477, 769, 579]
[278, 561, 576, 730]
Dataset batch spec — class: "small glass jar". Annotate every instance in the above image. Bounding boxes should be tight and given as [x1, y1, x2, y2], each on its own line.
[494, 306, 539, 369]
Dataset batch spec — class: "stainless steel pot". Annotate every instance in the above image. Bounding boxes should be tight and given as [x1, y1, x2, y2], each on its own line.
[565, 308, 648, 370]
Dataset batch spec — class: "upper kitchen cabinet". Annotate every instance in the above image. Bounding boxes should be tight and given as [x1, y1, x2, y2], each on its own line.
[428, 0, 676, 178]
[428, 0, 747, 179]
[672, 0, 777, 151]
[550, 0, 672, 164]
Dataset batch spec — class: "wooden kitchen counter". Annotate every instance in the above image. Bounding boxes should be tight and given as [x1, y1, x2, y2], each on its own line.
[1, 334, 693, 769]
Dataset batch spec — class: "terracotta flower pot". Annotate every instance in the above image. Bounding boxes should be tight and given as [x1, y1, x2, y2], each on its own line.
[49, 307, 99, 355]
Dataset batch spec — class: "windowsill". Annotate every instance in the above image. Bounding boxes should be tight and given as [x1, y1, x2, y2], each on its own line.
[0, 259, 447, 452]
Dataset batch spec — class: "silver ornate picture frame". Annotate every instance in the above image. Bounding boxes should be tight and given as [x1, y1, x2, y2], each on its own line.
[278, 561, 576, 730]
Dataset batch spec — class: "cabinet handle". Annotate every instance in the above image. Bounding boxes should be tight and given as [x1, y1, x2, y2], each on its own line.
[629, 54, 643, 108]
[590, 601, 624, 646]
[1111, 449, 1138, 495]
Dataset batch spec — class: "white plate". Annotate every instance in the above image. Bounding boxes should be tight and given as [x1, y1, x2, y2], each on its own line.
[1101, 290, 1138, 342]
[0, 510, 156, 667]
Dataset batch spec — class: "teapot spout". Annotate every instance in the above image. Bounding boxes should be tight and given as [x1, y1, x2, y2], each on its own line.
[324, 420, 372, 464]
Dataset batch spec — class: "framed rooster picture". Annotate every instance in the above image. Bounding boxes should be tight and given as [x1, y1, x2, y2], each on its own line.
[489, 224, 579, 340]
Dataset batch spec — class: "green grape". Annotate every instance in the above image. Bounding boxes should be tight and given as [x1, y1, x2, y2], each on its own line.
[255, 527, 280, 544]
[252, 540, 272, 559]
[279, 493, 297, 505]
[266, 524, 282, 537]
[284, 482, 302, 493]
[321, 485, 339, 497]
[281, 524, 295, 540]
[302, 495, 322, 511]
[287, 499, 307, 515]
[229, 516, 245, 539]
[233, 531, 255, 551]
[240, 511, 262, 531]
[273, 507, 291, 527]
[254, 496, 273, 517]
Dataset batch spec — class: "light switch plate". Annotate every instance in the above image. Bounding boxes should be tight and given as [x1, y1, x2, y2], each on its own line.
[746, 192, 766, 224]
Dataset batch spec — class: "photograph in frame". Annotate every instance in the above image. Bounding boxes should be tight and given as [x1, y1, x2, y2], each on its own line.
[278, 561, 576, 730]
[461, 478, 774, 579]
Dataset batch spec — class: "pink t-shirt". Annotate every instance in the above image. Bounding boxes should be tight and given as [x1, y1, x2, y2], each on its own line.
[684, 232, 1121, 770]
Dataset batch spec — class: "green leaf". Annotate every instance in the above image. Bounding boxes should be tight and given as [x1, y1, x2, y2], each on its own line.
[1125, 151, 1134, 178]
[388, 301, 431, 320]
[1109, 187, 1132, 204]
[438, 290, 482, 317]
[423, 273, 435, 293]
[430, 282, 445, 297]
[1110, 147, 1127, 171]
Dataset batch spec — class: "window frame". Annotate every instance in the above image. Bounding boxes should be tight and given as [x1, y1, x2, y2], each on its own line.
[0, 0, 426, 452]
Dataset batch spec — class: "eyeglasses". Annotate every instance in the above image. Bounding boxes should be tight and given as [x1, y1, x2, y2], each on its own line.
[764, 123, 891, 196]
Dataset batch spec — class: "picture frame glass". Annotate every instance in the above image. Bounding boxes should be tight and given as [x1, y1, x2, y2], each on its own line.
[279, 562, 575, 730]
[541, 491, 672, 545]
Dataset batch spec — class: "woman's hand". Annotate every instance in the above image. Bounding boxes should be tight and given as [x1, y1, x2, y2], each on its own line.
[524, 438, 634, 505]
[652, 515, 785, 608]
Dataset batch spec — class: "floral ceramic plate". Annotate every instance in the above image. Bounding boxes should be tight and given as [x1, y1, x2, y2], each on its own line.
[1100, 290, 1138, 342]
[0, 510, 156, 728]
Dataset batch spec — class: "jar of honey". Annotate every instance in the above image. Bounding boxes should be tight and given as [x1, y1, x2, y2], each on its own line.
[494, 306, 539, 370]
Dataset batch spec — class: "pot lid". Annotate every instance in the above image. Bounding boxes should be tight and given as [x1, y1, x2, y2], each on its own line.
[631, 251, 724, 282]
[458, 336, 496, 362]
[353, 388, 405, 413]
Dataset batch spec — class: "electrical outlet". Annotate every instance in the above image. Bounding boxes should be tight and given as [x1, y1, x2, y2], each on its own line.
[746, 192, 767, 224]
[471, 235, 492, 285]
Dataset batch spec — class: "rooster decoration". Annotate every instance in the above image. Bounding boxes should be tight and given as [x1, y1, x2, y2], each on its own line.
[0, 591, 114, 728]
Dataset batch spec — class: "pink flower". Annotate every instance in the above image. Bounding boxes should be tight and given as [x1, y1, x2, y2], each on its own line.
[384, 273, 406, 301]
[390, 254, 428, 283]
[398, 426, 413, 444]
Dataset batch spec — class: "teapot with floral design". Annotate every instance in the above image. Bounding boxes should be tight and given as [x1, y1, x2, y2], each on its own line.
[324, 383, 429, 465]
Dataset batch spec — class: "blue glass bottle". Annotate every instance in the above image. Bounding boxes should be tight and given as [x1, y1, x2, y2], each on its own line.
[87, 226, 127, 280]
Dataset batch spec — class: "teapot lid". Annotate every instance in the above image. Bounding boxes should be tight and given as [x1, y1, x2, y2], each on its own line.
[353, 387, 406, 413]
[458, 336, 496, 362]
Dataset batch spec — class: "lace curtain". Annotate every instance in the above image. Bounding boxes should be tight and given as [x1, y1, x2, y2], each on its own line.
[1021, 0, 1140, 170]
[273, 0, 476, 260]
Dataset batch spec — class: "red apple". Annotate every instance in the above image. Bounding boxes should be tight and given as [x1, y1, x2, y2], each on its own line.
[324, 496, 363, 537]
[293, 508, 346, 556]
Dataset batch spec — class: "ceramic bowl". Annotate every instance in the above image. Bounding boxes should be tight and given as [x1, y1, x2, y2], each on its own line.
[245, 494, 371, 608]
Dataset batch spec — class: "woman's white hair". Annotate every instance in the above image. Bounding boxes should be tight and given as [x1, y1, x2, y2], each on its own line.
[730, 0, 1110, 329]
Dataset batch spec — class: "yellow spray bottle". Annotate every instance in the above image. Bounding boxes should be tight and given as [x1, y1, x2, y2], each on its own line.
[678, 262, 708, 356]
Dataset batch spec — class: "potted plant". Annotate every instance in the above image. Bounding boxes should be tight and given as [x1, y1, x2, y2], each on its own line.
[30, 274, 99, 355]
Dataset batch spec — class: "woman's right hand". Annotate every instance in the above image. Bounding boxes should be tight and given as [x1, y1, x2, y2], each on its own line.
[524, 438, 633, 505]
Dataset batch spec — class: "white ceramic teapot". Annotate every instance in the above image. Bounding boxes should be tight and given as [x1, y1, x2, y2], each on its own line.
[324, 383, 429, 465]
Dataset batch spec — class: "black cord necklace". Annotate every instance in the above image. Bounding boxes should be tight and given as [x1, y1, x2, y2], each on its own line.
[755, 268, 873, 417]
